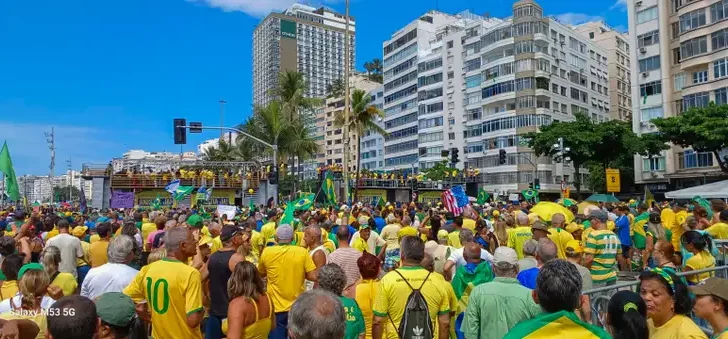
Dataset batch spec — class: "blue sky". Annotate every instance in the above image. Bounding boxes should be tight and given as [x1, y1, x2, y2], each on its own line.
[0, 0, 627, 175]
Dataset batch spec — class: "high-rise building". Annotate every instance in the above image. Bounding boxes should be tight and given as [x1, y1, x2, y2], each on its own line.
[18, 172, 92, 203]
[627, 0, 728, 191]
[360, 85, 385, 171]
[575, 22, 633, 121]
[253, 4, 356, 107]
[382, 0, 610, 193]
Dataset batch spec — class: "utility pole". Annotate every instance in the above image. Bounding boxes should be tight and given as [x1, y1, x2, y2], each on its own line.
[342, 0, 351, 204]
[66, 158, 73, 202]
[45, 127, 55, 203]
[219, 100, 227, 142]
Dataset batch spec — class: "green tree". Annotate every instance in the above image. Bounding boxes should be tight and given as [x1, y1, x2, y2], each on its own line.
[326, 78, 345, 98]
[270, 70, 321, 123]
[53, 185, 81, 202]
[334, 88, 387, 200]
[363, 61, 373, 78]
[422, 160, 458, 181]
[201, 139, 242, 161]
[652, 102, 728, 172]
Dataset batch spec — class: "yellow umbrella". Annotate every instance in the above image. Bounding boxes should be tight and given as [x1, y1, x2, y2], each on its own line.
[577, 201, 597, 214]
[530, 202, 575, 223]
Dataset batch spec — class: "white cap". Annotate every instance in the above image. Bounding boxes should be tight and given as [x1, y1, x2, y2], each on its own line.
[493, 247, 518, 266]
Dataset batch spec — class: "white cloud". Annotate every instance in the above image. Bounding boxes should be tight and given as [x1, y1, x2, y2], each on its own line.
[610, 0, 628, 11]
[554, 13, 604, 26]
[187, 0, 342, 17]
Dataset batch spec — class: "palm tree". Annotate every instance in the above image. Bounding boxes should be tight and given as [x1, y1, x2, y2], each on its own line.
[334, 88, 387, 200]
[370, 58, 383, 75]
[363, 61, 373, 78]
[326, 78, 345, 98]
[270, 70, 321, 123]
[202, 139, 240, 161]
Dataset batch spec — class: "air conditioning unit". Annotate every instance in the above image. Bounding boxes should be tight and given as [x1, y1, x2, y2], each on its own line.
[636, 1, 643, 7]
[639, 47, 646, 54]
[642, 72, 649, 77]
[650, 171, 659, 178]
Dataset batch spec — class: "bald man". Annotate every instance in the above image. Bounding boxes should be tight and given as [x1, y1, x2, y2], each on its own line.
[548, 213, 574, 259]
[507, 213, 533, 259]
[516, 238, 557, 289]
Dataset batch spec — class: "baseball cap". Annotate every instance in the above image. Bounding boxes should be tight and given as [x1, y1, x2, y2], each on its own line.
[276, 224, 294, 241]
[493, 247, 518, 267]
[18, 263, 44, 280]
[690, 277, 728, 301]
[565, 222, 584, 234]
[589, 210, 608, 223]
[220, 225, 245, 242]
[96, 292, 136, 327]
[531, 220, 549, 232]
[198, 235, 214, 247]
[437, 229, 449, 240]
[186, 214, 204, 228]
[424, 240, 438, 255]
[565, 240, 584, 255]
[71, 226, 88, 238]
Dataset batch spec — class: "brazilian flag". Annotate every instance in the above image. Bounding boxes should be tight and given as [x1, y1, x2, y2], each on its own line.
[477, 188, 490, 205]
[504, 310, 611, 339]
[294, 193, 315, 211]
[323, 170, 336, 206]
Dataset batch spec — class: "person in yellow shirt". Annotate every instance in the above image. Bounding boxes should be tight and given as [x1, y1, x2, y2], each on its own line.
[0, 254, 22, 300]
[89, 223, 112, 268]
[691, 277, 728, 339]
[448, 217, 465, 249]
[682, 230, 716, 284]
[40, 246, 77, 296]
[707, 210, 728, 240]
[257, 224, 317, 339]
[124, 227, 205, 339]
[639, 268, 707, 339]
[671, 203, 688, 252]
[507, 213, 533, 259]
[71, 226, 91, 283]
[355, 252, 381, 339]
[140, 211, 158, 246]
[260, 210, 280, 247]
[548, 213, 575, 259]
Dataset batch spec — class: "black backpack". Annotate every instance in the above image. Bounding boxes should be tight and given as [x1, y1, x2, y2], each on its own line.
[389, 270, 434, 339]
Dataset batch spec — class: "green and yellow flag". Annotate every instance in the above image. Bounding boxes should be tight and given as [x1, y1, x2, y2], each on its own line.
[294, 193, 315, 211]
[477, 188, 490, 205]
[504, 310, 611, 339]
[323, 170, 336, 206]
[644, 187, 655, 209]
[0, 142, 20, 201]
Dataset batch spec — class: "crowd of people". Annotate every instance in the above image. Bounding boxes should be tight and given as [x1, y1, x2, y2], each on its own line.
[0, 197, 724, 339]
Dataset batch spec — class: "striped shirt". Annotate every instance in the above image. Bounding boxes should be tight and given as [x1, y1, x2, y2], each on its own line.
[584, 229, 622, 283]
[328, 248, 363, 287]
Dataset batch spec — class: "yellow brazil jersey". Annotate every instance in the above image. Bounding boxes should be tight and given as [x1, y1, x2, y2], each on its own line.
[89, 239, 110, 268]
[52, 272, 78, 296]
[707, 223, 728, 240]
[462, 218, 476, 232]
[124, 258, 204, 339]
[77, 241, 90, 267]
[257, 244, 316, 312]
[250, 230, 263, 258]
[647, 315, 708, 339]
[90, 234, 100, 243]
[448, 230, 462, 249]
[372, 267, 451, 339]
[210, 236, 222, 254]
[547, 228, 575, 259]
[45, 227, 59, 241]
[141, 222, 157, 245]
[672, 211, 688, 251]
[685, 250, 715, 284]
[0, 280, 18, 301]
[507, 226, 533, 259]
[260, 222, 277, 247]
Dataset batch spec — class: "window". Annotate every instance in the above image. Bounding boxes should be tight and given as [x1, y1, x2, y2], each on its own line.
[418, 102, 443, 115]
[679, 150, 714, 169]
[638, 56, 661, 73]
[643, 157, 666, 172]
[637, 7, 658, 24]
[683, 92, 710, 110]
[418, 73, 442, 87]
[679, 9, 707, 33]
[447, 41, 454, 48]
[384, 70, 418, 91]
[465, 74, 482, 88]
[384, 126, 418, 141]
[385, 112, 417, 129]
[466, 108, 482, 121]
[384, 29, 417, 56]
[385, 98, 416, 117]
[384, 85, 417, 104]
[589, 32, 594, 39]
[515, 77, 534, 91]
[384, 140, 418, 154]
[638, 30, 660, 48]
[641, 106, 664, 122]
[716, 87, 728, 105]
[482, 80, 515, 99]
[448, 132, 455, 140]
[640, 81, 662, 97]
[418, 59, 442, 73]
[383, 43, 418, 68]
[384, 57, 417, 79]
[693, 70, 708, 84]
[419, 131, 443, 143]
[711, 0, 728, 23]
[674, 73, 686, 91]
[385, 154, 419, 167]
[680, 36, 708, 59]
[713, 28, 728, 51]
[715, 58, 728, 79]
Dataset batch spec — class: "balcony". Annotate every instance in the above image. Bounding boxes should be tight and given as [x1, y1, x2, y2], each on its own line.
[110, 172, 263, 190]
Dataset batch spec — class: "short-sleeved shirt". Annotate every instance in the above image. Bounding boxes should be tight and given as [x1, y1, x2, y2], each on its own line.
[45, 233, 83, 278]
[516, 267, 539, 289]
[329, 248, 363, 287]
[51, 272, 78, 296]
[0, 280, 18, 301]
[257, 244, 316, 312]
[140, 222, 157, 247]
[341, 296, 366, 339]
[584, 229, 622, 283]
[380, 224, 402, 250]
[355, 279, 379, 339]
[462, 218, 477, 231]
[647, 314, 708, 339]
[89, 239, 110, 267]
[372, 267, 450, 339]
[504, 310, 610, 338]
[448, 230, 462, 249]
[548, 228, 575, 259]
[685, 250, 715, 284]
[707, 222, 728, 240]
[77, 241, 90, 267]
[260, 222, 277, 246]
[571, 262, 593, 291]
[507, 226, 533, 259]
[124, 258, 204, 339]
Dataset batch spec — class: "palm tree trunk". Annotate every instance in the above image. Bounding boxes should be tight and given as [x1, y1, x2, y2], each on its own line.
[353, 135, 361, 203]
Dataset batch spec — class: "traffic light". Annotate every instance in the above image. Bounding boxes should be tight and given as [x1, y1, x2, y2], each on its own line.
[534, 178, 540, 190]
[498, 149, 507, 165]
[173, 119, 187, 145]
[451, 148, 460, 164]
[268, 169, 278, 185]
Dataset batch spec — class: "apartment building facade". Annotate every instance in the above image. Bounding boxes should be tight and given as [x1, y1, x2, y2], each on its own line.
[381, 0, 609, 193]
[253, 4, 356, 107]
[359, 85, 386, 171]
[628, 0, 728, 191]
[575, 22, 634, 121]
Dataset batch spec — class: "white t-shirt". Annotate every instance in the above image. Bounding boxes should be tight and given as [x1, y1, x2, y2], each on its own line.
[447, 247, 494, 267]
[80, 263, 139, 300]
[45, 234, 83, 278]
[350, 231, 386, 254]
[0, 295, 56, 313]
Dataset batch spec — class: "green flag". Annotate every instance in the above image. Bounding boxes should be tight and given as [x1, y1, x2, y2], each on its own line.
[279, 201, 296, 225]
[151, 194, 162, 210]
[0, 142, 20, 201]
[477, 188, 490, 205]
[174, 186, 194, 201]
[323, 170, 336, 206]
[522, 189, 538, 202]
[294, 193, 315, 211]
[249, 198, 255, 211]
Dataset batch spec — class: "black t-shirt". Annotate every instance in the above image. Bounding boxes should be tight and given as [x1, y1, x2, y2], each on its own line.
[207, 250, 236, 317]
[152, 231, 165, 249]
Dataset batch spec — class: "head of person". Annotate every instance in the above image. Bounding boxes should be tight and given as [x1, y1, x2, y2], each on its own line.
[463, 242, 482, 265]
[535, 238, 558, 265]
[400, 236, 425, 266]
[17, 265, 50, 310]
[46, 295, 98, 339]
[146, 248, 166, 264]
[0, 236, 16, 257]
[522, 239, 538, 258]
[652, 240, 677, 266]
[359, 224, 372, 242]
[1, 253, 23, 281]
[304, 225, 322, 247]
[638, 268, 693, 323]
[606, 290, 648, 339]
[317, 263, 347, 296]
[208, 222, 222, 238]
[492, 247, 519, 278]
[220, 225, 245, 249]
[551, 213, 566, 228]
[288, 289, 346, 339]
[533, 259, 582, 313]
[588, 210, 608, 230]
[420, 253, 435, 272]
[164, 220, 177, 229]
[531, 221, 550, 240]
[276, 224, 295, 245]
[152, 215, 167, 231]
[132, 212, 142, 223]
[564, 240, 584, 261]
[108, 235, 135, 265]
[681, 230, 712, 254]
[647, 212, 665, 240]
[459, 229, 475, 245]
[721, 210, 728, 223]
[266, 210, 278, 222]
[57, 219, 70, 231]
[164, 227, 197, 260]
[228, 261, 265, 301]
[95, 292, 147, 339]
[357, 252, 380, 280]
[335, 224, 350, 242]
[691, 277, 728, 323]
[516, 212, 530, 226]
[40, 245, 62, 276]
[96, 222, 112, 238]
[684, 215, 699, 230]
[453, 216, 463, 229]
[637, 203, 648, 213]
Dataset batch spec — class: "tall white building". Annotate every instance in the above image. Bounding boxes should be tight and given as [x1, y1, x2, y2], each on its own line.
[197, 132, 238, 155]
[18, 171, 92, 203]
[382, 0, 611, 193]
[360, 85, 386, 171]
[253, 4, 356, 106]
[627, 0, 728, 192]
[115, 150, 197, 173]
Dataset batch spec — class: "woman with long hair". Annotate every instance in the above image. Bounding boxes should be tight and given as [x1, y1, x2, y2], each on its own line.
[642, 212, 666, 269]
[39, 246, 77, 296]
[224, 261, 274, 339]
[639, 268, 706, 338]
[0, 267, 54, 339]
[681, 230, 716, 285]
[606, 290, 648, 339]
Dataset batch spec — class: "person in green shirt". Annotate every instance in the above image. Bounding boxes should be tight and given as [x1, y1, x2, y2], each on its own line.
[317, 263, 365, 339]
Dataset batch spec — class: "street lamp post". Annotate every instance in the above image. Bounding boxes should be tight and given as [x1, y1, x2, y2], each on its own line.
[342, 0, 351, 205]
